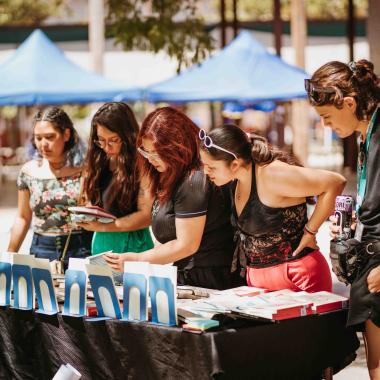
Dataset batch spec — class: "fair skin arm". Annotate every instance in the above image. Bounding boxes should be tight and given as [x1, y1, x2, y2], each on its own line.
[104, 215, 206, 271]
[7, 190, 33, 252]
[77, 176, 153, 232]
[259, 161, 347, 255]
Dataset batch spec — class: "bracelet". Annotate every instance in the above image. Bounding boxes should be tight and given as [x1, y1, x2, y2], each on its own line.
[304, 224, 318, 235]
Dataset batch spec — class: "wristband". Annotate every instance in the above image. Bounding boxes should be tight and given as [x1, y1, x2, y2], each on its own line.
[304, 224, 318, 235]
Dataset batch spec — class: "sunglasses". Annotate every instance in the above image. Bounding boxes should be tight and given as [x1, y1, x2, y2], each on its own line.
[199, 129, 238, 159]
[137, 146, 161, 161]
[304, 79, 336, 105]
[94, 137, 122, 149]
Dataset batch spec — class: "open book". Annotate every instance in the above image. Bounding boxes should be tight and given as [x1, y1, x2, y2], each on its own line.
[88, 251, 123, 285]
[68, 206, 116, 223]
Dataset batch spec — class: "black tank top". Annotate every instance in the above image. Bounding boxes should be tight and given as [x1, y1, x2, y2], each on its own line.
[230, 163, 308, 273]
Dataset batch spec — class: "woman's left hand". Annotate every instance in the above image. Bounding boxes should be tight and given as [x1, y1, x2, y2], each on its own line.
[76, 221, 107, 232]
[367, 265, 380, 293]
[292, 232, 319, 256]
[104, 252, 138, 272]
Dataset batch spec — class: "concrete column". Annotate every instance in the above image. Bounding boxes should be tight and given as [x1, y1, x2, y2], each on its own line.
[290, 0, 309, 165]
[368, 0, 380, 71]
[88, 0, 105, 74]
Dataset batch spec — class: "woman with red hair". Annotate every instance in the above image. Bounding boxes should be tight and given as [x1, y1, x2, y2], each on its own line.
[105, 107, 237, 290]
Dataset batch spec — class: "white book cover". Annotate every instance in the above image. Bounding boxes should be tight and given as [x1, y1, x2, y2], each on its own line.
[149, 264, 178, 326]
[0, 252, 14, 306]
[85, 263, 122, 319]
[32, 258, 58, 314]
[123, 261, 150, 321]
[63, 258, 89, 316]
[12, 254, 35, 309]
[88, 251, 123, 284]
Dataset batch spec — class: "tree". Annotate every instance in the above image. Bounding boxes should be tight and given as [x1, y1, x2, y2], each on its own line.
[106, 0, 213, 72]
[0, 0, 66, 25]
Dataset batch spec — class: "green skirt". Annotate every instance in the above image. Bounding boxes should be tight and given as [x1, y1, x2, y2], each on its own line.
[91, 228, 154, 255]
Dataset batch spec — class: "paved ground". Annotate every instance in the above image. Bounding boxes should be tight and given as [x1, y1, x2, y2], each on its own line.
[0, 178, 369, 379]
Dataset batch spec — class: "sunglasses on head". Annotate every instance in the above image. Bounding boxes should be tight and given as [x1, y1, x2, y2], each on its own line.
[199, 129, 238, 159]
[304, 79, 336, 105]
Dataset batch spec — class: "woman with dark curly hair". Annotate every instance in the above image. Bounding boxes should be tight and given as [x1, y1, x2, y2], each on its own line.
[7, 107, 92, 269]
[78, 102, 153, 256]
[104, 107, 238, 290]
[307, 59, 380, 379]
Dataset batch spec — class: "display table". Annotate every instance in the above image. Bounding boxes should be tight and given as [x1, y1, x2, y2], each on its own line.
[0, 308, 359, 380]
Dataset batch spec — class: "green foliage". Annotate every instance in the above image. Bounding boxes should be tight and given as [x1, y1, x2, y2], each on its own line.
[106, 0, 214, 72]
[211, 0, 368, 21]
[0, 0, 66, 25]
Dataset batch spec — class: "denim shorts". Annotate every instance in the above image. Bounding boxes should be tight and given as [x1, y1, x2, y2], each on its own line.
[30, 231, 93, 270]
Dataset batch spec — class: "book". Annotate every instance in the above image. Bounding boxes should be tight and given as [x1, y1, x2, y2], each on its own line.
[88, 251, 123, 285]
[217, 286, 269, 297]
[289, 291, 349, 314]
[68, 206, 116, 223]
[182, 318, 220, 332]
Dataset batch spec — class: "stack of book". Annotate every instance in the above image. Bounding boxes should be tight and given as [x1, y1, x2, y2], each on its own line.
[177, 287, 348, 324]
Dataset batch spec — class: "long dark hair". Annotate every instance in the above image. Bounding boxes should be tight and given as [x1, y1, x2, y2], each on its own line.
[309, 59, 380, 120]
[31, 106, 85, 166]
[200, 124, 300, 167]
[82, 102, 139, 214]
[137, 107, 200, 203]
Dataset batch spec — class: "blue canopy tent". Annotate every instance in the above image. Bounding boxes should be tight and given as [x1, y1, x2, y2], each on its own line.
[0, 29, 140, 106]
[144, 31, 308, 104]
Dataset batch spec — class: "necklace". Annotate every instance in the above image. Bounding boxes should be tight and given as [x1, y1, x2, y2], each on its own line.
[236, 181, 241, 201]
[49, 160, 66, 173]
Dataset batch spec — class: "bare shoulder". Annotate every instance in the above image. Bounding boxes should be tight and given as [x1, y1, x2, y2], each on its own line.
[20, 160, 42, 176]
[259, 160, 294, 181]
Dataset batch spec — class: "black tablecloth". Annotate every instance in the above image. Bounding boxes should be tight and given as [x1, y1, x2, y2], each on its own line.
[0, 308, 359, 380]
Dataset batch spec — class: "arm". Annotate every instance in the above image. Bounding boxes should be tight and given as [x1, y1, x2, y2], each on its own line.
[105, 215, 207, 271]
[78, 176, 153, 233]
[261, 162, 346, 254]
[262, 162, 346, 232]
[7, 190, 33, 252]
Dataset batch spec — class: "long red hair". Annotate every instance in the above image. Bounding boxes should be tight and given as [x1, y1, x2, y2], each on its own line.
[137, 107, 200, 203]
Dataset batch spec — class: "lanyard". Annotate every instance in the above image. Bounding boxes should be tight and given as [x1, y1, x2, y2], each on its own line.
[356, 106, 379, 212]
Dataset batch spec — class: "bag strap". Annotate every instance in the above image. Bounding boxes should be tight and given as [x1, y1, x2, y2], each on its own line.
[59, 229, 72, 265]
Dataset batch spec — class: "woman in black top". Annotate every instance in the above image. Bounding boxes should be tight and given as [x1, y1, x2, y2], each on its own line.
[105, 107, 237, 290]
[199, 124, 346, 292]
[307, 59, 380, 379]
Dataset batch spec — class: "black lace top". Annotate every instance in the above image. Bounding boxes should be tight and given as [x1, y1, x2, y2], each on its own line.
[230, 163, 308, 274]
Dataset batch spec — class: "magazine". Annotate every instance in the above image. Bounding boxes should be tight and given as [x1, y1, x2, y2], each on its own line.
[88, 251, 123, 285]
[68, 206, 116, 223]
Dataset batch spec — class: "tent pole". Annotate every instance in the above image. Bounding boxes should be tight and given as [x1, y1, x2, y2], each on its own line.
[273, 0, 282, 57]
[210, 102, 216, 130]
[342, 0, 358, 173]
[290, 0, 308, 165]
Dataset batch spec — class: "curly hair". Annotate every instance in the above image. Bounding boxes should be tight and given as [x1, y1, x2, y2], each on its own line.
[309, 59, 380, 120]
[82, 102, 140, 214]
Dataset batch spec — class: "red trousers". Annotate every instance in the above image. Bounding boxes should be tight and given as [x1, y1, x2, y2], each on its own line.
[246, 250, 332, 292]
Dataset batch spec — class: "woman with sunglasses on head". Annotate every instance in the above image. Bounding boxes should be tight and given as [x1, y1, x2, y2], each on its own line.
[307, 60, 380, 379]
[77, 102, 153, 257]
[199, 124, 346, 292]
[105, 107, 238, 290]
[7, 107, 92, 269]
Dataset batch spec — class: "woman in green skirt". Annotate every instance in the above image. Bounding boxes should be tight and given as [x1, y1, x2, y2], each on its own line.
[78, 102, 153, 255]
